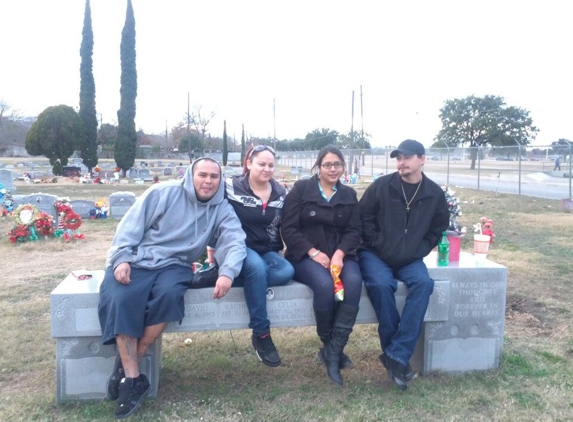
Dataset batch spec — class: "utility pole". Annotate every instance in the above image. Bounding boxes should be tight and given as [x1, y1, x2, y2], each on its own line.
[165, 120, 169, 152]
[187, 92, 192, 163]
[350, 90, 355, 174]
[360, 85, 365, 166]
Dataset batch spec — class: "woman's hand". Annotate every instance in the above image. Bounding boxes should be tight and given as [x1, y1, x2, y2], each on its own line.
[312, 251, 331, 269]
[330, 249, 345, 271]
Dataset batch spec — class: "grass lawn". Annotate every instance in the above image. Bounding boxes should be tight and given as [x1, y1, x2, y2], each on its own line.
[0, 176, 572, 421]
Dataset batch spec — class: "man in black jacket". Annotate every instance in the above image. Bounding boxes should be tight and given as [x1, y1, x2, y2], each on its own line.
[358, 139, 449, 390]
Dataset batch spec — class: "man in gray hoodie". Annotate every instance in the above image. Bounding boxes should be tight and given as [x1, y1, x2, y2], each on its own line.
[98, 158, 246, 419]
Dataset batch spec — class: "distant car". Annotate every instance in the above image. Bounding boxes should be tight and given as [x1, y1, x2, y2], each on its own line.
[430, 156, 440, 161]
[452, 156, 462, 161]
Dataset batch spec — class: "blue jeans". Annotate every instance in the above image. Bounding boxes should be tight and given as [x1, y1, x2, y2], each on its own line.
[291, 258, 363, 310]
[358, 250, 434, 367]
[233, 248, 294, 335]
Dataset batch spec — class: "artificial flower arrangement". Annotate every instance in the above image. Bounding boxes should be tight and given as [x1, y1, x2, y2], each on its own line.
[54, 197, 84, 242]
[36, 212, 55, 237]
[442, 186, 467, 237]
[473, 217, 495, 243]
[5, 197, 86, 244]
[7, 204, 41, 243]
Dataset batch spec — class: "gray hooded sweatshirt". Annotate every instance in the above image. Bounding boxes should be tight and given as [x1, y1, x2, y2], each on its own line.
[106, 159, 246, 282]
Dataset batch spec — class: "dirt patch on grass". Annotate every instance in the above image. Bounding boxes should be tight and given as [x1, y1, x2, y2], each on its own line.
[505, 295, 570, 342]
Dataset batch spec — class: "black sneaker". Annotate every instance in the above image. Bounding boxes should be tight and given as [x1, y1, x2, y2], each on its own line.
[251, 332, 281, 367]
[114, 374, 151, 419]
[107, 355, 124, 401]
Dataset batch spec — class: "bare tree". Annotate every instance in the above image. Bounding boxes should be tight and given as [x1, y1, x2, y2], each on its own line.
[186, 105, 215, 156]
[0, 99, 19, 128]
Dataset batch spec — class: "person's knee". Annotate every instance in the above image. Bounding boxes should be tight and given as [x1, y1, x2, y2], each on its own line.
[408, 276, 434, 296]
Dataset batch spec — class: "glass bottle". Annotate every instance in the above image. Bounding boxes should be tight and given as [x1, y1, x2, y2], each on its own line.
[437, 231, 450, 266]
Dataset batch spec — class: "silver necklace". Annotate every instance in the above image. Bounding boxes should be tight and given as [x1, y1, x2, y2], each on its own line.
[401, 180, 422, 212]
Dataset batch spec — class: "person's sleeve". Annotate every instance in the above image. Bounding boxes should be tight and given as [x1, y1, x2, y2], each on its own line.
[358, 182, 380, 247]
[280, 182, 314, 262]
[418, 189, 450, 256]
[337, 191, 362, 254]
[106, 190, 162, 269]
[212, 201, 246, 281]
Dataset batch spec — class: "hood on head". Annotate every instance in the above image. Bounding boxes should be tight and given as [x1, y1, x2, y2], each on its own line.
[182, 158, 225, 204]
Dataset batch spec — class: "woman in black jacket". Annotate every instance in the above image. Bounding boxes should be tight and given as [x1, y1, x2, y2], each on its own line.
[226, 145, 294, 368]
[281, 145, 362, 386]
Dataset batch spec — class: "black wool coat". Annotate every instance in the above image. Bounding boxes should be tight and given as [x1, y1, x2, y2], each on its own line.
[281, 176, 362, 262]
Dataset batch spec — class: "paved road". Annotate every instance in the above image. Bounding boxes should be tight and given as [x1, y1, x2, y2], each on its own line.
[425, 172, 572, 200]
[278, 156, 572, 200]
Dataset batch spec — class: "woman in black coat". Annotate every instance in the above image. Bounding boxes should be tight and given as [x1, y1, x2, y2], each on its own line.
[281, 145, 363, 386]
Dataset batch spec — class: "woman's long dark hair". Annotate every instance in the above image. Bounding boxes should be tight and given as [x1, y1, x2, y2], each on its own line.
[311, 145, 346, 174]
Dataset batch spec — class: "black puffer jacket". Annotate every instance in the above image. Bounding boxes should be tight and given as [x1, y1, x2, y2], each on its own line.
[281, 176, 361, 262]
[359, 172, 449, 269]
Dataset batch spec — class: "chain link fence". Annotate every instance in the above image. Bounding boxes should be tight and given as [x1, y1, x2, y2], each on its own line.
[276, 145, 572, 199]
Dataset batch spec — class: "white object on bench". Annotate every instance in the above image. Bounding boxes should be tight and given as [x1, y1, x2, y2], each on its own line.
[50, 252, 507, 403]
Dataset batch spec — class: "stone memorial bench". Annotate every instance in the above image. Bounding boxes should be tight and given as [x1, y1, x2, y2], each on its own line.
[50, 252, 507, 403]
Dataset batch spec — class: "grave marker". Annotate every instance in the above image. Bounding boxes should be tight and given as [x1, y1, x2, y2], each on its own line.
[109, 191, 136, 219]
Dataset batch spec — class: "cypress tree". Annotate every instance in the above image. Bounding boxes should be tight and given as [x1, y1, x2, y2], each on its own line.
[222, 120, 228, 166]
[115, 0, 137, 175]
[79, 0, 98, 173]
[241, 124, 246, 164]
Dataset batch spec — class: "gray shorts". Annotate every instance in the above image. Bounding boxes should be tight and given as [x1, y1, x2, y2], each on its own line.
[98, 264, 194, 345]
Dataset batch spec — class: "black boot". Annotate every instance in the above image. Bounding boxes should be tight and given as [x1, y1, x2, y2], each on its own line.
[318, 303, 359, 386]
[314, 307, 354, 370]
[313, 307, 334, 345]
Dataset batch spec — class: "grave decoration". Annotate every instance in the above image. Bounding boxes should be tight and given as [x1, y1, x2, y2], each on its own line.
[7, 204, 41, 243]
[5, 196, 87, 244]
[36, 212, 55, 237]
[442, 186, 466, 237]
[473, 216, 495, 243]
[4, 197, 90, 243]
[89, 198, 108, 219]
[0, 183, 14, 213]
[54, 197, 84, 241]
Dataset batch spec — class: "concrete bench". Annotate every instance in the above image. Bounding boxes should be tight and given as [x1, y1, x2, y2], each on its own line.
[50, 252, 507, 403]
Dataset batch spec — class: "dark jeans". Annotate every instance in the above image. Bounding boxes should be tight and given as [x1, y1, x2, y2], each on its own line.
[233, 248, 294, 335]
[359, 250, 434, 367]
[290, 257, 362, 310]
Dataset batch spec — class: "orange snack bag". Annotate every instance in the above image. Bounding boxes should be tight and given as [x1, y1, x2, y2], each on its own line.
[330, 264, 345, 302]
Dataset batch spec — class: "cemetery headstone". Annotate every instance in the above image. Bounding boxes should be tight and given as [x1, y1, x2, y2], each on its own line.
[17, 193, 59, 225]
[69, 200, 96, 218]
[138, 169, 152, 181]
[0, 169, 16, 192]
[109, 191, 136, 219]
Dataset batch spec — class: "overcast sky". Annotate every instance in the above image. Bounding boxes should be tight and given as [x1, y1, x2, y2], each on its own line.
[1, 0, 571, 147]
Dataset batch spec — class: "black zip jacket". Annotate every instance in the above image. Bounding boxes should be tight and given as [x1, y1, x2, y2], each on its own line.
[358, 172, 449, 269]
[225, 173, 287, 254]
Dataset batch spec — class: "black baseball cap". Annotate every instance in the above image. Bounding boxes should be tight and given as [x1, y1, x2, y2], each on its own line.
[390, 139, 425, 158]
